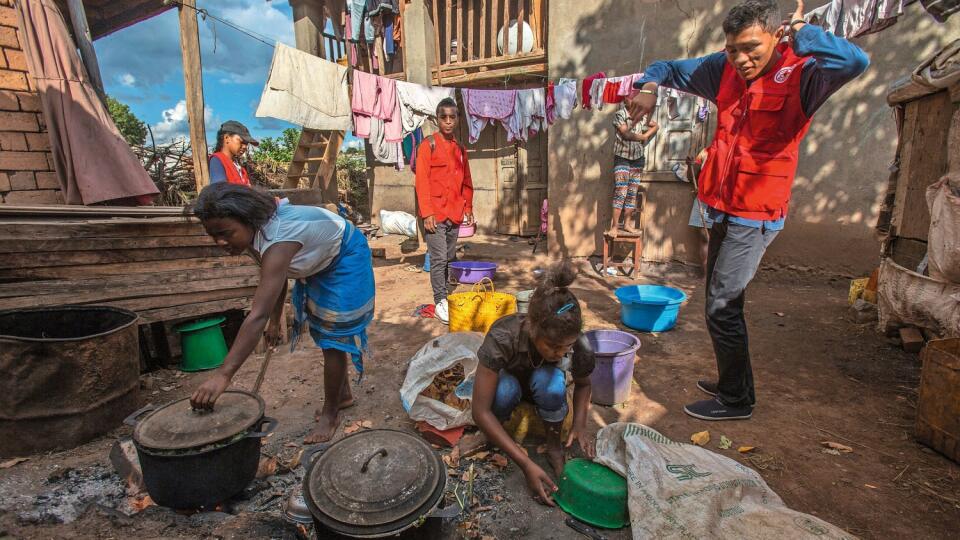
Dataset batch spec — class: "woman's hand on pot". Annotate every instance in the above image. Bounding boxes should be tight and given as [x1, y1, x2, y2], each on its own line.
[190, 373, 231, 410]
[522, 462, 558, 506]
[566, 427, 596, 458]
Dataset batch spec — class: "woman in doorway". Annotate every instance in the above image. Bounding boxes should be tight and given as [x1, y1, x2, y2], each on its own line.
[188, 183, 375, 444]
[209, 120, 258, 186]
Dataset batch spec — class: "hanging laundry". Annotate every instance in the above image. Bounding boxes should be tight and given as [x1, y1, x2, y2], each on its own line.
[396, 80, 456, 133]
[665, 88, 681, 120]
[553, 78, 578, 119]
[546, 82, 556, 124]
[352, 71, 402, 142]
[581, 72, 605, 110]
[505, 88, 547, 142]
[602, 78, 625, 104]
[461, 88, 517, 144]
[367, 114, 402, 167]
[256, 43, 352, 131]
[617, 73, 641, 96]
[350, 0, 374, 43]
[402, 128, 424, 170]
[804, 0, 905, 38]
[589, 77, 606, 110]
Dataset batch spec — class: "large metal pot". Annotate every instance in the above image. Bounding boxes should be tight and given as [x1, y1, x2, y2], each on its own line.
[125, 390, 278, 509]
[0, 306, 140, 457]
[301, 429, 458, 538]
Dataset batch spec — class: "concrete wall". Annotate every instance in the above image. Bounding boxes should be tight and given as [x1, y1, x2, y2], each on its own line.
[0, 0, 60, 205]
[547, 0, 960, 275]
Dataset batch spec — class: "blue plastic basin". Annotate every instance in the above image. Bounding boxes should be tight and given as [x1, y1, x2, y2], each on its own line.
[614, 285, 687, 332]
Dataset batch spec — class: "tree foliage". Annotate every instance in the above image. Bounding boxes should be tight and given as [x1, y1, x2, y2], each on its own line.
[251, 127, 301, 164]
[106, 95, 147, 146]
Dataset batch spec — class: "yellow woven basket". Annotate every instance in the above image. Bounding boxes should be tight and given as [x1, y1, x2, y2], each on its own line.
[448, 278, 517, 333]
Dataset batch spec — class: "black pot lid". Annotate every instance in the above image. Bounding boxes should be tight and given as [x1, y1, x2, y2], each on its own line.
[133, 391, 265, 451]
[304, 429, 444, 535]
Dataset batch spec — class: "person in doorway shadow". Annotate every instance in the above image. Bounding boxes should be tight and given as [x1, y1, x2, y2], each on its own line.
[626, 0, 868, 420]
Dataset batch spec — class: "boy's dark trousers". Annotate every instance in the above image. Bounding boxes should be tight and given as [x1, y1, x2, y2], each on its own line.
[705, 219, 779, 407]
[425, 220, 459, 304]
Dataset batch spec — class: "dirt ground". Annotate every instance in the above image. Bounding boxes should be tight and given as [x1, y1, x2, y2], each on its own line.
[1, 234, 958, 539]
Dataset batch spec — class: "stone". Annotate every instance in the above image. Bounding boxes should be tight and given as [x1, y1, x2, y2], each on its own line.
[899, 327, 924, 354]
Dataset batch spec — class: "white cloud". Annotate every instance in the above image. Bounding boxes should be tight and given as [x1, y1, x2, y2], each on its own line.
[344, 139, 363, 150]
[151, 100, 215, 144]
[118, 73, 136, 87]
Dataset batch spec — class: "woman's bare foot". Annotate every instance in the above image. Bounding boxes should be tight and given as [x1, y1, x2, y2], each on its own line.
[604, 227, 618, 239]
[304, 408, 340, 444]
[621, 224, 637, 234]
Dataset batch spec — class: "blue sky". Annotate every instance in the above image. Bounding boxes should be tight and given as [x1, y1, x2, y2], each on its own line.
[93, 0, 362, 151]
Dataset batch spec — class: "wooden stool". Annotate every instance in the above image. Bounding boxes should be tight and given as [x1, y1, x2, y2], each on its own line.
[602, 231, 643, 279]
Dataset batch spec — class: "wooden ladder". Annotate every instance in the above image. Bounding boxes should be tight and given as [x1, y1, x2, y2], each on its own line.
[285, 128, 345, 192]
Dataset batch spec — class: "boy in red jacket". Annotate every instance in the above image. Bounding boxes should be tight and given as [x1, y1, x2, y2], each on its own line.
[415, 97, 475, 324]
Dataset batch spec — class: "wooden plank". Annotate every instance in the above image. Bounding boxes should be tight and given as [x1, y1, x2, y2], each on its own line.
[0, 235, 216, 254]
[0, 256, 253, 281]
[467, 0, 474, 62]
[138, 297, 254, 325]
[434, 49, 545, 71]
[108, 287, 258, 312]
[491, 0, 499, 58]
[178, 0, 210, 190]
[479, 0, 486, 59]
[0, 246, 228, 270]
[531, 0, 542, 49]
[445, 0, 452, 64]
[0, 220, 204, 241]
[0, 206, 186, 217]
[432, 62, 547, 85]
[315, 131, 344, 202]
[456, 0, 462, 62]
[0, 275, 260, 311]
[892, 92, 953, 241]
[65, 0, 106, 99]
[517, 2, 524, 55]
[0, 265, 258, 298]
[432, 0, 443, 81]
[502, 0, 508, 58]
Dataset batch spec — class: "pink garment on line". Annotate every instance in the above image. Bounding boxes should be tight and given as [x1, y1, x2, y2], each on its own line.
[462, 88, 517, 144]
[352, 71, 402, 141]
[581, 71, 605, 110]
[618, 73, 641, 96]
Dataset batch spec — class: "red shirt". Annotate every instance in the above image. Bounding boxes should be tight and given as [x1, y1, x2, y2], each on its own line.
[414, 134, 474, 224]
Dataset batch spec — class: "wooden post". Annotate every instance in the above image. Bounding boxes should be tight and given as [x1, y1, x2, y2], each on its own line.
[291, 0, 326, 59]
[65, 0, 105, 100]
[177, 0, 210, 190]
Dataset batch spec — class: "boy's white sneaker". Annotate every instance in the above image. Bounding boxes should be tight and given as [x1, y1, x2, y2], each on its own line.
[435, 299, 450, 325]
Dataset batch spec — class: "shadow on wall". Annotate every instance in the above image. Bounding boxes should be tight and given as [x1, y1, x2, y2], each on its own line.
[547, 0, 958, 275]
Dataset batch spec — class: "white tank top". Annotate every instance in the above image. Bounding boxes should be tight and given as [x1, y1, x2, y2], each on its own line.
[251, 203, 346, 279]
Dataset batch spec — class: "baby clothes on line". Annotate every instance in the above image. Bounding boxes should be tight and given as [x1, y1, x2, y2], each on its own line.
[602, 79, 625, 104]
[396, 81, 456, 133]
[505, 88, 546, 142]
[461, 88, 517, 144]
[553, 78, 578, 119]
[581, 72, 605, 110]
[589, 77, 606, 110]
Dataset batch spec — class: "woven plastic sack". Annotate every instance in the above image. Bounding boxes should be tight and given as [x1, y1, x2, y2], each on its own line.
[595, 423, 854, 540]
[379, 209, 418, 237]
[448, 278, 517, 334]
[926, 174, 960, 283]
[878, 257, 960, 338]
[399, 332, 483, 430]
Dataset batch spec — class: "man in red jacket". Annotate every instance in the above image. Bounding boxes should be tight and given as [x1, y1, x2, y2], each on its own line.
[415, 97, 475, 324]
[627, 0, 868, 420]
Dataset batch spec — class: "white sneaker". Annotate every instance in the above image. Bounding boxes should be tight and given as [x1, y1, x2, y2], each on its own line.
[435, 299, 450, 325]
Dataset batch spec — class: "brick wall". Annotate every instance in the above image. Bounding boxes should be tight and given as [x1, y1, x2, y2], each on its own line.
[0, 0, 62, 205]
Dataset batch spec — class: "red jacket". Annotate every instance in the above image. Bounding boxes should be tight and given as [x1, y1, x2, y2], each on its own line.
[697, 44, 812, 221]
[415, 134, 473, 224]
[209, 152, 251, 186]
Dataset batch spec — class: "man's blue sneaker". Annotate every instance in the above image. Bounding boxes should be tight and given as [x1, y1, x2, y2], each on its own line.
[683, 398, 753, 421]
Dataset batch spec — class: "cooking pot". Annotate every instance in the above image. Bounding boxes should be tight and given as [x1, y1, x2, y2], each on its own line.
[124, 390, 278, 509]
[301, 429, 458, 538]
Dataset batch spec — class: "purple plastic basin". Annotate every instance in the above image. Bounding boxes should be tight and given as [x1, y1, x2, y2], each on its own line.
[585, 330, 641, 406]
[449, 261, 497, 284]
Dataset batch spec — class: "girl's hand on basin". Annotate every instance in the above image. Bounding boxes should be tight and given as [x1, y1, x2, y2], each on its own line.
[190, 373, 231, 410]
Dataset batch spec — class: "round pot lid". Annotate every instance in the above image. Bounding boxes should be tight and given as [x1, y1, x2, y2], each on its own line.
[304, 429, 444, 536]
[133, 390, 264, 451]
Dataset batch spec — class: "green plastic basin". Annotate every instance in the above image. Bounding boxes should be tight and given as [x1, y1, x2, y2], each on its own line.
[554, 458, 629, 529]
[174, 316, 228, 372]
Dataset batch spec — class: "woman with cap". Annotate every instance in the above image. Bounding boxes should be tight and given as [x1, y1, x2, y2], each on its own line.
[209, 120, 258, 186]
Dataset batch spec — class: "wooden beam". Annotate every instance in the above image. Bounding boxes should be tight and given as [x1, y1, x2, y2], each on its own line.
[432, 0, 443, 83]
[491, 0, 499, 57]
[65, 0, 105, 100]
[479, 0, 486, 59]
[502, 0, 508, 57]
[177, 0, 210, 190]
[444, 0, 452, 64]
[434, 50, 545, 72]
[467, 0, 474, 62]
[314, 131, 344, 203]
[432, 62, 547, 86]
[531, 0, 543, 49]
[291, 0, 325, 57]
[517, 3, 524, 55]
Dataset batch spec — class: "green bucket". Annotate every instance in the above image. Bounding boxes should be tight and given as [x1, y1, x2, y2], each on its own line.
[554, 458, 629, 529]
[175, 316, 228, 372]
